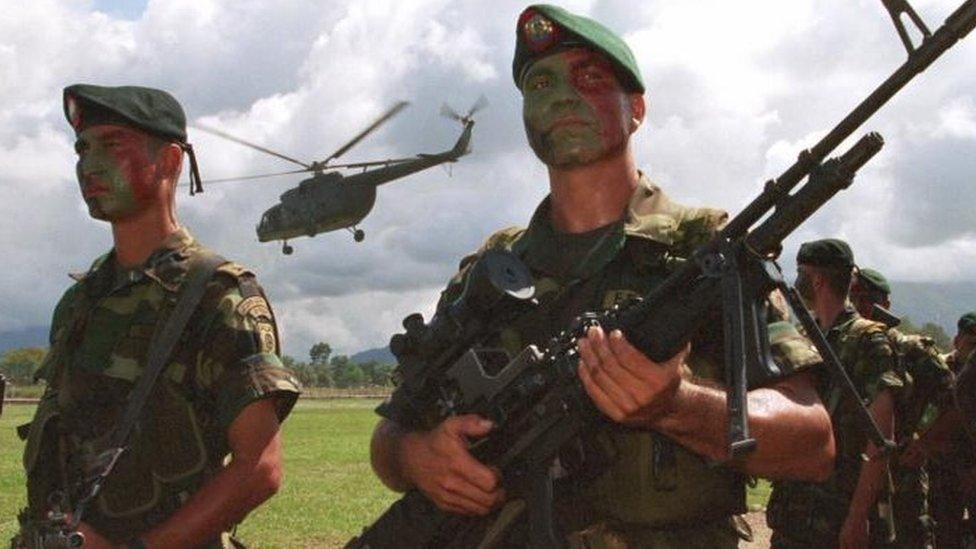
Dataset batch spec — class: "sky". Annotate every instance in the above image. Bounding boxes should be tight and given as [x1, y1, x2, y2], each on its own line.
[1, 0, 975, 358]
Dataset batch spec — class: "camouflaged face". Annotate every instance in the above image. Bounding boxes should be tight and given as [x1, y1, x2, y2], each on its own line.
[25, 228, 300, 537]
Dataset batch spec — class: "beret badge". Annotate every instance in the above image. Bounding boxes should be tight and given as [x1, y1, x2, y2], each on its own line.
[522, 10, 560, 53]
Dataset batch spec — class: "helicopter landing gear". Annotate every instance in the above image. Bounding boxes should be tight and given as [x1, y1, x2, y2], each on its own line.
[348, 227, 365, 242]
[282, 241, 294, 255]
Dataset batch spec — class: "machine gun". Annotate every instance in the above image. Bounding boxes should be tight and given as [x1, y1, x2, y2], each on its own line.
[349, 2, 976, 547]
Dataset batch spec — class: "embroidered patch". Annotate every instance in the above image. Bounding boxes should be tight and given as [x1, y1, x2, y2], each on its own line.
[237, 296, 272, 321]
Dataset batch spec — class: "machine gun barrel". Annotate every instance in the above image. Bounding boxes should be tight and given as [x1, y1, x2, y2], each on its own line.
[723, 0, 976, 241]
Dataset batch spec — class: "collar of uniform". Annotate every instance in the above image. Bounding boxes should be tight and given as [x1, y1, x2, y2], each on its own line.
[141, 227, 197, 291]
[512, 193, 626, 281]
[826, 305, 858, 335]
[622, 174, 686, 245]
[511, 173, 684, 280]
[68, 227, 197, 293]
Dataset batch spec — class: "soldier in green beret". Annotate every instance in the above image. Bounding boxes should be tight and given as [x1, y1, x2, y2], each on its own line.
[927, 311, 976, 548]
[369, 5, 835, 547]
[12, 84, 301, 548]
[767, 240, 905, 548]
[850, 267, 951, 548]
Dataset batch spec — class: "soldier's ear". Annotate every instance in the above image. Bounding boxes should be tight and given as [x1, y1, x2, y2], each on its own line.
[157, 142, 184, 183]
[628, 93, 645, 133]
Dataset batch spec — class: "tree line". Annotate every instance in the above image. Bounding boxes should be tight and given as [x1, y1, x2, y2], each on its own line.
[0, 342, 395, 389]
[0, 319, 954, 388]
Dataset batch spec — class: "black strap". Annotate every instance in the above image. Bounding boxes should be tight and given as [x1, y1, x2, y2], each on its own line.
[109, 252, 224, 448]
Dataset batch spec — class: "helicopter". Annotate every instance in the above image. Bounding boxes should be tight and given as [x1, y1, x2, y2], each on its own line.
[195, 97, 486, 254]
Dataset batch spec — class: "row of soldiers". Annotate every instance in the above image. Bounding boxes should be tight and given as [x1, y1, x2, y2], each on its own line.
[768, 238, 976, 548]
[7, 3, 975, 547]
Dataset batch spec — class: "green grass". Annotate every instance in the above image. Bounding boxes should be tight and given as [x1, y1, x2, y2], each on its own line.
[1, 400, 772, 547]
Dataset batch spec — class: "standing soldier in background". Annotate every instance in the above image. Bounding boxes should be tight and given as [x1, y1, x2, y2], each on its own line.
[850, 267, 952, 548]
[928, 312, 976, 548]
[768, 240, 904, 548]
[368, 5, 835, 547]
[13, 85, 300, 548]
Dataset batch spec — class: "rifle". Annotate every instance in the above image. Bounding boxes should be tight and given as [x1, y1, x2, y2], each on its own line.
[349, 2, 976, 547]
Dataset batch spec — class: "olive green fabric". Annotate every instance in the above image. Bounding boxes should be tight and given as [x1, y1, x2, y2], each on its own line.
[767, 308, 903, 548]
[512, 4, 645, 93]
[958, 311, 976, 335]
[796, 238, 855, 269]
[19, 228, 300, 545]
[63, 84, 188, 141]
[858, 268, 891, 296]
[381, 174, 822, 545]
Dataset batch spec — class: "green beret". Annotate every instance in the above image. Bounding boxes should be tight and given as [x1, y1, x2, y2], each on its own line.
[857, 268, 890, 295]
[512, 4, 645, 93]
[959, 312, 976, 335]
[797, 238, 855, 269]
[63, 84, 187, 142]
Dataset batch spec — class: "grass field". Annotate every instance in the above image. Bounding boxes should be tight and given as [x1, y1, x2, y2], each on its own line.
[1, 400, 771, 547]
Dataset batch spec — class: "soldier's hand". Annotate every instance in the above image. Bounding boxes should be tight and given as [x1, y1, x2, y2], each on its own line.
[399, 415, 505, 516]
[839, 513, 869, 549]
[578, 326, 688, 427]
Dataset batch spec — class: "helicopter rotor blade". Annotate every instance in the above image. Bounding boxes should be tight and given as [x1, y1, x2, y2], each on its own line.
[178, 167, 312, 186]
[320, 101, 410, 165]
[193, 123, 311, 169]
[329, 157, 417, 169]
[466, 94, 489, 118]
[440, 103, 463, 122]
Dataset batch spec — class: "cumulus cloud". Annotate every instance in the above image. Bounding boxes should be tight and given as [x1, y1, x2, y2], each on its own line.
[1, 0, 974, 355]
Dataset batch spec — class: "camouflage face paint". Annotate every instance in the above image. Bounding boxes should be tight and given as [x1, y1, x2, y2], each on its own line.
[75, 125, 159, 221]
[522, 48, 632, 169]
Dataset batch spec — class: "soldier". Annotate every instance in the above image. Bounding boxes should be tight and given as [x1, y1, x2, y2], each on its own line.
[13, 85, 301, 548]
[767, 240, 903, 548]
[368, 5, 835, 547]
[928, 311, 976, 548]
[851, 267, 951, 548]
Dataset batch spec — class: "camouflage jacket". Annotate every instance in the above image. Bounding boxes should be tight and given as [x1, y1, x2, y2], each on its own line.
[889, 329, 952, 440]
[380, 175, 821, 547]
[19, 228, 300, 544]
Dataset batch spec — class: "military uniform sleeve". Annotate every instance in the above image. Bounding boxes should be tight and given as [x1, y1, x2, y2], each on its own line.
[195, 275, 301, 433]
[857, 329, 903, 401]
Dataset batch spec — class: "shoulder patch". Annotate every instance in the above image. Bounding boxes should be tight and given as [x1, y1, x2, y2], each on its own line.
[236, 295, 277, 354]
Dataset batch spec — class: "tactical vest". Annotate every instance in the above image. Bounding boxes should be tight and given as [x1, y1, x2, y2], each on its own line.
[435, 184, 785, 529]
[21, 250, 262, 542]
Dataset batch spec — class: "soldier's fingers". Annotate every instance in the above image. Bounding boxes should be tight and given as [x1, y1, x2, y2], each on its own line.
[446, 414, 494, 439]
[579, 358, 626, 420]
[452, 450, 501, 493]
[603, 330, 649, 384]
[577, 328, 603, 368]
[586, 337, 641, 412]
[441, 477, 498, 515]
[437, 490, 491, 516]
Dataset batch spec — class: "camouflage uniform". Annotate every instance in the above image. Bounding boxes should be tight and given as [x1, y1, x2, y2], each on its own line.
[929, 349, 976, 548]
[15, 228, 300, 547]
[767, 307, 903, 549]
[380, 176, 822, 548]
[887, 330, 950, 548]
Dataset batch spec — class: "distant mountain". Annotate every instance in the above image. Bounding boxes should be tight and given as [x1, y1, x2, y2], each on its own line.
[350, 346, 395, 365]
[890, 280, 976, 333]
[0, 325, 48, 354]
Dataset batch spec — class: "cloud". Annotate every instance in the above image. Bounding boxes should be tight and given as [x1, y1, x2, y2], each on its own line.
[1, 0, 974, 355]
